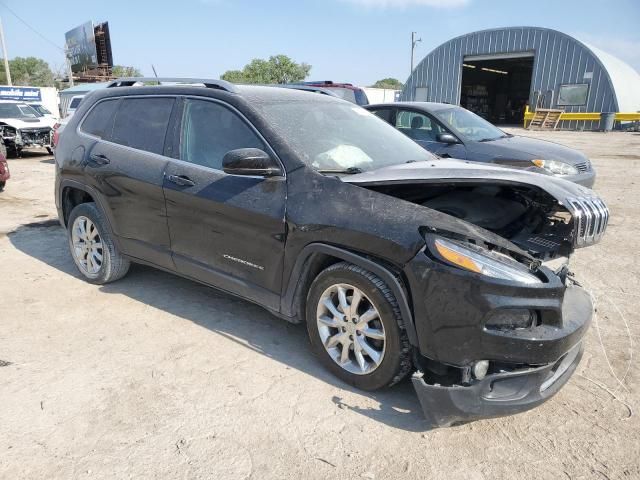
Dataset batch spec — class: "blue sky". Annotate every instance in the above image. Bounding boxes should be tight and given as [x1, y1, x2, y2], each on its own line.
[1, 0, 639, 85]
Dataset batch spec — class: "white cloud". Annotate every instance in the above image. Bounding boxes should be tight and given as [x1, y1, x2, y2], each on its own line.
[574, 33, 640, 73]
[341, 0, 470, 8]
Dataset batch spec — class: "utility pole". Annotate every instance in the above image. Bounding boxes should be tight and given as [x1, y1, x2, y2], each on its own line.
[410, 31, 422, 75]
[64, 45, 74, 87]
[0, 16, 12, 86]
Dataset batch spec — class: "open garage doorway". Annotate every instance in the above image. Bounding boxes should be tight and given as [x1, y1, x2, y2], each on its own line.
[460, 53, 534, 125]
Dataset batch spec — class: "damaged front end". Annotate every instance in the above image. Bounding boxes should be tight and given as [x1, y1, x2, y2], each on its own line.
[0, 123, 53, 153]
[412, 341, 584, 428]
[344, 160, 608, 426]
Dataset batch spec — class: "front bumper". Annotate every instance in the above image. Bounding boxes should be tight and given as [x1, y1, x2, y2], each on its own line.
[562, 170, 596, 188]
[412, 342, 583, 427]
[2, 127, 53, 149]
[403, 249, 593, 425]
[20, 127, 53, 148]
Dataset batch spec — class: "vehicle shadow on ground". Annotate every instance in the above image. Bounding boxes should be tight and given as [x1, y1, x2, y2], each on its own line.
[8, 223, 431, 432]
[8, 150, 52, 160]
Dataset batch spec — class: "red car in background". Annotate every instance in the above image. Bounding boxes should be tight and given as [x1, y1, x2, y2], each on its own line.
[0, 151, 9, 191]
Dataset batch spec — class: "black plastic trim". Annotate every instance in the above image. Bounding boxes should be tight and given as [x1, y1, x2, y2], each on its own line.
[281, 243, 418, 345]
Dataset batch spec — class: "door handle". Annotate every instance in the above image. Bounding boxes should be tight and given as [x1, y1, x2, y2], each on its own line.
[89, 153, 110, 165]
[167, 174, 196, 187]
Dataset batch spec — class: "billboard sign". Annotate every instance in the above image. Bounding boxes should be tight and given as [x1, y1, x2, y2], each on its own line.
[65, 21, 98, 73]
[0, 86, 42, 102]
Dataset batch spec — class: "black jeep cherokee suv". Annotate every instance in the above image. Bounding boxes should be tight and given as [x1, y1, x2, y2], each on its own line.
[55, 78, 609, 427]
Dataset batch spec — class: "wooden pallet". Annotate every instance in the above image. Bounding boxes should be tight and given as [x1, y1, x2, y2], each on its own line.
[527, 108, 564, 130]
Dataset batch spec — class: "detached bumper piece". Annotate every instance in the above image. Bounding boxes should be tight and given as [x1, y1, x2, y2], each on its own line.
[412, 342, 583, 428]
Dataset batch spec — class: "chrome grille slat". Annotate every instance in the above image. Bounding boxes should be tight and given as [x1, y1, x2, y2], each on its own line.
[575, 162, 590, 173]
[567, 195, 609, 247]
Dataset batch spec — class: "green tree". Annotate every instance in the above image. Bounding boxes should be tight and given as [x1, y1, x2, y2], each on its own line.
[371, 78, 404, 89]
[0, 57, 55, 87]
[112, 65, 143, 77]
[219, 69, 245, 83]
[221, 55, 311, 84]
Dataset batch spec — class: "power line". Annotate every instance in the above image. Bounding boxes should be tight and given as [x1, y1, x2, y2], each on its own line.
[0, 1, 65, 53]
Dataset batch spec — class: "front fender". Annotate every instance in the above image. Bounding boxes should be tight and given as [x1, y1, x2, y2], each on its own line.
[280, 243, 418, 346]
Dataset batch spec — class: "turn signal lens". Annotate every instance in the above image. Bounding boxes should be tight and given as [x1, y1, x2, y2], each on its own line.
[432, 238, 541, 285]
[435, 241, 481, 273]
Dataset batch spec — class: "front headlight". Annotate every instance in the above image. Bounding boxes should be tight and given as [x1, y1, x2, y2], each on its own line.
[432, 237, 542, 285]
[532, 159, 578, 176]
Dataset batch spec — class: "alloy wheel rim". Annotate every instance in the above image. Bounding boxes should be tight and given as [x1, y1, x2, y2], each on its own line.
[71, 216, 103, 275]
[316, 283, 386, 375]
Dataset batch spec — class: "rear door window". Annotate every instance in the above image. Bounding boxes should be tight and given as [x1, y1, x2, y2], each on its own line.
[179, 99, 265, 171]
[81, 99, 119, 139]
[111, 97, 174, 155]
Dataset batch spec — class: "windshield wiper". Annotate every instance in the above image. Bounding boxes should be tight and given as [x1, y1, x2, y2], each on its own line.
[317, 167, 363, 174]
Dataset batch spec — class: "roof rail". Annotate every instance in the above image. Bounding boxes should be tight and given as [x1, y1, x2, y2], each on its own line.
[105, 77, 238, 94]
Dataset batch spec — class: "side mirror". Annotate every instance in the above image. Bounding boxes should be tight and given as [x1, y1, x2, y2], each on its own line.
[222, 148, 282, 177]
[436, 133, 459, 144]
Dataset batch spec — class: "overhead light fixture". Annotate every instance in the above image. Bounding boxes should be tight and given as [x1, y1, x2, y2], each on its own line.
[481, 67, 508, 75]
[463, 63, 476, 69]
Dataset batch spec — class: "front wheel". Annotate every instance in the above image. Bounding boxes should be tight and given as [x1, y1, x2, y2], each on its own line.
[306, 262, 412, 391]
[67, 202, 130, 284]
[0, 181, 5, 192]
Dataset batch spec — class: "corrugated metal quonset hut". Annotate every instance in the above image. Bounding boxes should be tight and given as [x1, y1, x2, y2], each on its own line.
[401, 27, 640, 129]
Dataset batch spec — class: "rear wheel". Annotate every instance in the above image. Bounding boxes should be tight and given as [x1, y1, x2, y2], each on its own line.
[306, 262, 412, 390]
[0, 181, 5, 192]
[67, 202, 130, 284]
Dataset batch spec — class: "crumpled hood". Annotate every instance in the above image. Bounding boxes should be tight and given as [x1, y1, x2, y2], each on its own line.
[0, 117, 50, 129]
[343, 158, 595, 209]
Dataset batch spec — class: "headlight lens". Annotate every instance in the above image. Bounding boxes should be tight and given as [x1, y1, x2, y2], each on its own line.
[531, 159, 578, 176]
[433, 238, 541, 285]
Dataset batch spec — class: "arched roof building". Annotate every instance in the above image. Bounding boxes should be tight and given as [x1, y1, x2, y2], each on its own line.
[401, 27, 640, 129]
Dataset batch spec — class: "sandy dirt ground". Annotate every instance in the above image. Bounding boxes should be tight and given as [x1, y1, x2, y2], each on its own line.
[0, 130, 638, 479]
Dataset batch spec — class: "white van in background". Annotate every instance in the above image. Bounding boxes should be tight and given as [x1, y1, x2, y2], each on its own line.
[65, 95, 84, 117]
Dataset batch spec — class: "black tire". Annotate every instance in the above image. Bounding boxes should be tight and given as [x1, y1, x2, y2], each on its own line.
[0, 181, 5, 192]
[306, 262, 412, 391]
[67, 202, 130, 284]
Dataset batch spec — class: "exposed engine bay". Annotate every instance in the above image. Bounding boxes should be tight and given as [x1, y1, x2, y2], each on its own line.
[366, 182, 575, 260]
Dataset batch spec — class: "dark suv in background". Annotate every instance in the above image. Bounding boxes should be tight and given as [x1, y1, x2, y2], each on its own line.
[55, 78, 608, 427]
